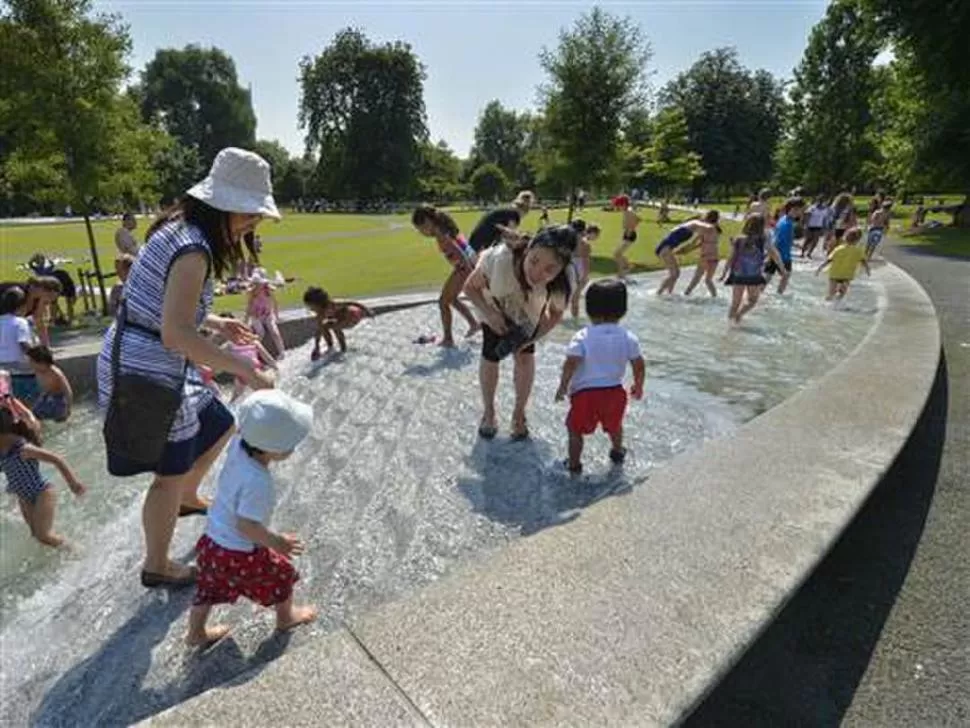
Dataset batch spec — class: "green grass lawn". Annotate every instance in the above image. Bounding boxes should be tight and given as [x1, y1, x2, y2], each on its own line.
[2, 209, 741, 316]
[895, 225, 970, 258]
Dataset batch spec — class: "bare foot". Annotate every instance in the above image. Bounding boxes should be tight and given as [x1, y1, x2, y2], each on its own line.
[186, 624, 231, 647]
[276, 605, 318, 632]
[438, 338, 455, 348]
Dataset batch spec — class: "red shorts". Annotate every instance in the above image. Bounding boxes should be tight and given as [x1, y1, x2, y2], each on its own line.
[193, 534, 299, 607]
[566, 386, 627, 435]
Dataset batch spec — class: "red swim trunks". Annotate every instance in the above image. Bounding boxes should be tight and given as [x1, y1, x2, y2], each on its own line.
[193, 534, 299, 607]
[566, 386, 628, 436]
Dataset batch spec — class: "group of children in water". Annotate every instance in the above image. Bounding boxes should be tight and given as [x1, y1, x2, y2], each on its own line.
[1, 187, 885, 648]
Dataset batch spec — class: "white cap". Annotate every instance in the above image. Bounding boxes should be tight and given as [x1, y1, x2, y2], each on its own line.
[238, 389, 313, 453]
[186, 147, 281, 220]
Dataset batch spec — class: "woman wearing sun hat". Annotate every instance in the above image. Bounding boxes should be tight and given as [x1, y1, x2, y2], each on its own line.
[97, 147, 280, 589]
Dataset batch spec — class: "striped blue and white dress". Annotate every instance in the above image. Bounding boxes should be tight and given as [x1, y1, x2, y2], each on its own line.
[97, 221, 221, 455]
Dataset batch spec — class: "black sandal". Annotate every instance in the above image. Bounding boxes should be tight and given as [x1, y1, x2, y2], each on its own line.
[609, 448, 627, 465]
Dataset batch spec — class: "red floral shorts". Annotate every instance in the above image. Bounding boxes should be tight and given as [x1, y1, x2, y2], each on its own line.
[193, 534, 300, 607]
[566, 386, 628, 436]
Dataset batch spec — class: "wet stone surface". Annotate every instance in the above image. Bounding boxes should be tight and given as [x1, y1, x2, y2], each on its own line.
[1, 265, 878, 726]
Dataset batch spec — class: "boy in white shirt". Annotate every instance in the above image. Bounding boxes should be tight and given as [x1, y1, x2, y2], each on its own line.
[187, 389, 318, 647]
[0, 287, 38, 401]
[555, 280, 645, 475]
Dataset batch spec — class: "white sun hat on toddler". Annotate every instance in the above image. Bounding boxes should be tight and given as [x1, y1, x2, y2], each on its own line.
[186, 147, 281, 220]
[238, 389, 313, 454]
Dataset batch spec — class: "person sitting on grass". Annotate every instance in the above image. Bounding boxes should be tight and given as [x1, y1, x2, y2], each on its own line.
[816, 227, 871, 301]
[26, 346, 73, 422]
[186, 389, 317, 647]
[303, 286, 373, 360]
[555, 279, 645, 475]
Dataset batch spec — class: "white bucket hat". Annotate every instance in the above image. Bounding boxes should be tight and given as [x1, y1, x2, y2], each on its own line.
[238, 389, 313, 453]
[186, 147, 281, 220]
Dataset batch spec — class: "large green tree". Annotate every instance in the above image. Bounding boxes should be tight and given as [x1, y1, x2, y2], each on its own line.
[538, 7, 652, 216]
[661, 48, 785, 195]
[864, 0, 970, 223]
[298, 28, 427, 201]
[416, 139, 464, 202]
[1, 0, 163, 311]
[775, 0, 881, 192]
[137, 45, 256, 169]
[640, 108, 705, 197]
[470, 163, 509, 203]
[470, 101, 533, 189]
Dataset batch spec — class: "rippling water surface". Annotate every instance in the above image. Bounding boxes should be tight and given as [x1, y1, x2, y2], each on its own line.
[1, 263, 880, 726]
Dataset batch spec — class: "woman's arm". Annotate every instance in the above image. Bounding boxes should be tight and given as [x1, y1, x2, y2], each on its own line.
[161, 252, 260, 381]
[462, 260, 507, 333]
[533, 303, 564, 341]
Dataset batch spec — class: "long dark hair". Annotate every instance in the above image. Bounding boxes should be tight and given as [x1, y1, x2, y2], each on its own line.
[411, 204, 460, 238]
[512, 224, 576, 302]
[0, 405, 41, 445]
[147, 197, 241, 279]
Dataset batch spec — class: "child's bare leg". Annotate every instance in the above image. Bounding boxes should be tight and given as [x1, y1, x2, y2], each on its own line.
[826, 280, 838, 300]
[728, 286, 744, 321]
[23, 490, 65, 548]
[777, 268, 790, 295]
[335, 328, 347, 353]
[684, 265, 704, 295]
[837, 282, 849, 299]
[614, 248, 628, 279]
[608, 426, 624, 452]
[320, 326, 335, 351]
[567, 432, 584, 471]
[186, 604, 231, 646]
[704, 262, 718, 297]
[265, 317, 285, 359]
[275, 595, 318, 632]
[735, 287, 761, 322]
[438, 270, 463, 345]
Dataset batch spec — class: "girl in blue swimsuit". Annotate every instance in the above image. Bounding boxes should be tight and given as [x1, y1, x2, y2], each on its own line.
[654, 211, 721, 295]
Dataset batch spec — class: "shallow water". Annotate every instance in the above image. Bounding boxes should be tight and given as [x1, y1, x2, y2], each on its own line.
[1, 263, 879, 726]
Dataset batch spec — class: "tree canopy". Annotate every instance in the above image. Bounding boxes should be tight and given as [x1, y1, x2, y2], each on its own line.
[298, 28, 427, 201]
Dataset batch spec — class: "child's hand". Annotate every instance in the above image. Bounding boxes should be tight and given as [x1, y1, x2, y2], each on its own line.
[67, 477, 86, 496]
[554, 386, 567, 402]
[631, 384, 644, 401]
[275, 533, 304, 556]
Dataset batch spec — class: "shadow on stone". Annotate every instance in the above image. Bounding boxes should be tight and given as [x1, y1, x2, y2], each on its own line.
[31, 590, 292, 727]
[683, 353, 948, 727]
[457, 437, 639, 537]
[402, 346, 474, 377]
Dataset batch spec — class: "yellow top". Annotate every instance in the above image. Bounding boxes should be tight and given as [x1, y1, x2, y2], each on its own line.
[828, 244, 865, 280]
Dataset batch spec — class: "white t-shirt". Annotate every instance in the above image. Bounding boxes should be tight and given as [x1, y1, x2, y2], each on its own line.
[0, 314, 33, 372]
[205, 438, 276, 552]
[477, 245, 568, 330]
[566, 323, 642, 394]
[807, 205, 828, 229]
[115, 227, 139, 256]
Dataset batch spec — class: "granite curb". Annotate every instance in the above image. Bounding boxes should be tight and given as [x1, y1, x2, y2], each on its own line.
[145, 261, 940, 726]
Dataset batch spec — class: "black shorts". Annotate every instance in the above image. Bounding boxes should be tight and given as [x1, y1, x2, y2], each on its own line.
[622, 230, 638, 243]
[725, 274, 766, 287]
[481, 324, 535, 362]
[834, 228, 847, 241]
[764, 259, 792, 276]
[51, 269, 77, 299]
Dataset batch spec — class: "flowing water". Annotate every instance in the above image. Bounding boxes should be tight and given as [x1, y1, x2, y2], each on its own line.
[1, 264, 881, 726]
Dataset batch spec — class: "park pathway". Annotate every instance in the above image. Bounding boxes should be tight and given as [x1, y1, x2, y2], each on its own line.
[686, 240, 970, 726]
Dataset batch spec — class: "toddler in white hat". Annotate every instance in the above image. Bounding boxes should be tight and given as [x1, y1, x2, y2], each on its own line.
[186, 389, 317, 646]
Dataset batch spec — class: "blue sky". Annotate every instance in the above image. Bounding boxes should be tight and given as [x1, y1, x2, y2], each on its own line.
[97, 1, 828, 158]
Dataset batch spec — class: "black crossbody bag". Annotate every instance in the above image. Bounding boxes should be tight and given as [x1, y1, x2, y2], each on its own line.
[103, 300, 187, 468]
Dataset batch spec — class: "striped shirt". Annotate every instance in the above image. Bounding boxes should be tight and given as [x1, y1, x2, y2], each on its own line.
[97, 221, 215, 443]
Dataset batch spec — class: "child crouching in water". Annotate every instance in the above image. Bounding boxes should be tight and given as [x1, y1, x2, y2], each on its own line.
[555, 280, 645, 475]
[26, 346, 73, 422]
[187, 389, 317, 647]
[816, 227, 871, 301]
[303, 286, 373, 360]
[0, 392, 85, 548]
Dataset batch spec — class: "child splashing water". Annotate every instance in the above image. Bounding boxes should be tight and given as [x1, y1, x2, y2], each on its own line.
[654, 211, 721, 296]
[187, 389, 317, 647]
[411, 204, 480, 346]
[722, 213, 769, 324]
[246, 272, 285, 359]
[303, 287, 373, 359]
[817, 227, 871, 301]
[613, 199, 642, 279]
[680, 211, 724, 297]
[555, 280, 645, 475]
[0, 394, 85, 548]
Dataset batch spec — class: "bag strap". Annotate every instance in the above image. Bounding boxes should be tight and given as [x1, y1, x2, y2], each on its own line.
[109, 298, 188, 396]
